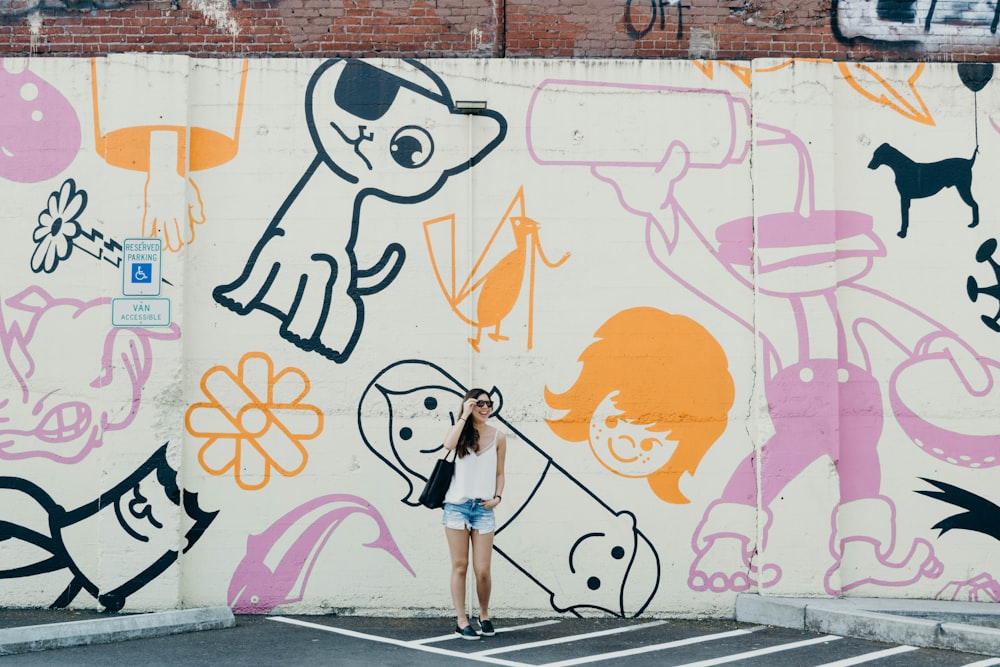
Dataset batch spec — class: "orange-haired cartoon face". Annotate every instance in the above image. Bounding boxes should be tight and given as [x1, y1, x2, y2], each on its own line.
[589, 394, 679, 477]
[546, 307, 734, 503]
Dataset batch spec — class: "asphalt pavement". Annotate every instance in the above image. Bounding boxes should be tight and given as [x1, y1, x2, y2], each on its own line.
[1, 595, 999, 666]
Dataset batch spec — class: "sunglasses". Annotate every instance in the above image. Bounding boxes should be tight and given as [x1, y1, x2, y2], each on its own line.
[475, 399, 494, 408]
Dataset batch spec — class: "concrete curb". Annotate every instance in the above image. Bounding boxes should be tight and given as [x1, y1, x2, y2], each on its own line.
[0, 606, 235, 656]
[736, 594, 1000, 657]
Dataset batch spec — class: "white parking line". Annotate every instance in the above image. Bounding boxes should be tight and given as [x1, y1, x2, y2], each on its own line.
[268, 616, 532, 666]
[961, 659, 1000, 667]
[542, 633, 841, 667]
[473, 620, 668, 656]
[813, 645, 919, 665]
[413, 619, 562, 644]
[537, 626, 766, 667]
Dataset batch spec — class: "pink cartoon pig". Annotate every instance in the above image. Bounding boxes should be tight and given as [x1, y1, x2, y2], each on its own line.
[0, 286, 180, 463]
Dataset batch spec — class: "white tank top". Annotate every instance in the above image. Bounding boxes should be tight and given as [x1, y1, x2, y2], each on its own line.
[444, 429, 499, 504]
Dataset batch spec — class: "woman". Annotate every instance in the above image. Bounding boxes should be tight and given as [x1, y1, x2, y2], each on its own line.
[441, 388, 507, 640]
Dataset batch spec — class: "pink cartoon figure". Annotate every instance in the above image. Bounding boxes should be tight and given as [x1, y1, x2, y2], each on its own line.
[528, 80, 1000, 596]
[0, 286, 180, 463]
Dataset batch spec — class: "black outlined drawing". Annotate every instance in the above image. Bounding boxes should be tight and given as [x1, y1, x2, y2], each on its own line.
[0, 443, 217, 611]
[358, 359, 661, 617]
[214, 59, 507, 363]
[917, 478, 1000, 542]
[968, 237, 1000, 332]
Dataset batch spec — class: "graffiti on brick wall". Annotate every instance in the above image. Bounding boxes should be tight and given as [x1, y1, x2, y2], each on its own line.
[835, 0, 1000, 43]
[622, 0, 685, 39]
[0, 0, 136, 20]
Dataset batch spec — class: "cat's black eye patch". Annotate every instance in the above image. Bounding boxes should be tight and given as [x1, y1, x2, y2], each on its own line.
[334, 61, 402, 121]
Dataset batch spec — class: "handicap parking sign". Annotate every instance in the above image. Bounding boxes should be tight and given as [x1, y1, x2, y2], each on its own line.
[122, 239, 162, 296]
[132, 263, 153, 283]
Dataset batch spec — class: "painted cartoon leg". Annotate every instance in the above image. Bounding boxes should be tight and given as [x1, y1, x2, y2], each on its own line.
[824, 496, 943, 595]
[487, 323, 509, 343]
[310, 243, 406, 362]
[213, 232, 288, 314]
[689, 501, 781, 593]
[281, 252, 339, 346]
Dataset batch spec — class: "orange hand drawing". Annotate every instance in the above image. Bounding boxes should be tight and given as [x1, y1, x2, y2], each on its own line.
[90, 58, 248, 251]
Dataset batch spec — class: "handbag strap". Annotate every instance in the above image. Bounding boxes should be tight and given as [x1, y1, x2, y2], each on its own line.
[443, 447, 457, 461]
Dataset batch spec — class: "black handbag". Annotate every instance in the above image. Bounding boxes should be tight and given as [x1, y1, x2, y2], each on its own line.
[418, 449, 456, 509]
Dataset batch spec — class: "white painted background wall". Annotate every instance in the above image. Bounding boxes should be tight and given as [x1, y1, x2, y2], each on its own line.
[2, 56, 999, 618]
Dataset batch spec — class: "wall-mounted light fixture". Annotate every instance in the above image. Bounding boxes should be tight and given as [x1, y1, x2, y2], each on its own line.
[455, 100, 488, 114]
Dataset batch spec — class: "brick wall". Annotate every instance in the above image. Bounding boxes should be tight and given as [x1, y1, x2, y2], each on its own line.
[3, 0, 1000, 61]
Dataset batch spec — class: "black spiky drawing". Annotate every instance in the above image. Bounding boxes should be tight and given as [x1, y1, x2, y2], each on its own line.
[916, 477, 1000, 542]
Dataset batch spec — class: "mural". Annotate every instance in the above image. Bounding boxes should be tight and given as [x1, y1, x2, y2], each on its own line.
[0, 444, 217, 611]
[0, 285, 179, 463]
[227, 494, 414, 613]
[1, 56, 999, 617]
[90, 58, 249, 253]
[0, 59, 80, 183]
[969, 237, 1000, 331]
[185, 351, 324, 491]
[212, 59, 507, 363]
[544, 307, 734, 504]
[358, 360, 661, 617]
[424, 186, 571, 352]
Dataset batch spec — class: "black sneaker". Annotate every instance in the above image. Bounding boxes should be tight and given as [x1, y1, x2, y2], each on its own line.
[478, 619, 496, 636]
[455, 624, 480, 640]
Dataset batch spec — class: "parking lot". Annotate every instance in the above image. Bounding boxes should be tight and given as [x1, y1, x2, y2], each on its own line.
[4, 614, 1000, 666]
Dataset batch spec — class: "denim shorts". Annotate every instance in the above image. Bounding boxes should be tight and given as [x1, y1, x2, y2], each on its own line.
[442, 499, 496, 534]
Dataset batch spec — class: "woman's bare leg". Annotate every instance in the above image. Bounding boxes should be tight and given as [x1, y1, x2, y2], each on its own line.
[445, 527, 472, 627]
[471, 529, 495, 620]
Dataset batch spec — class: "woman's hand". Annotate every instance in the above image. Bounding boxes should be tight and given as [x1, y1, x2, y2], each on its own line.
[460, 398, 477, 421]
[480, 496, 501, 510]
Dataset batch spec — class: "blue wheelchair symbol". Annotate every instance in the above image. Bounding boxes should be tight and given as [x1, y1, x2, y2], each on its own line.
[132, 263, 153, 284]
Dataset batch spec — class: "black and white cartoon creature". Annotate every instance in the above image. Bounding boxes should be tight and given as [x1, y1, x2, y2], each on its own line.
[214, 59, 507, 362]
[359, 360, 661, 617]
[0, 443, 217, 611]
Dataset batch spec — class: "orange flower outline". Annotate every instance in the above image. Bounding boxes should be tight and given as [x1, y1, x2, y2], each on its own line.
[186, 351, 324, 490]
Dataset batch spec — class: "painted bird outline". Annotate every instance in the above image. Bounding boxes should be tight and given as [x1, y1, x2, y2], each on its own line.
[424, 186, 570, 351]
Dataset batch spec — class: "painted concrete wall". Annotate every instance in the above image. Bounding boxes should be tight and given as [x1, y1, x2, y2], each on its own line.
[2, 56, 1000, 617]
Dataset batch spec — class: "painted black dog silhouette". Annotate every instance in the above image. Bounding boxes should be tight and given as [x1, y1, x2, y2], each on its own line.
[867, 142, 979, 239]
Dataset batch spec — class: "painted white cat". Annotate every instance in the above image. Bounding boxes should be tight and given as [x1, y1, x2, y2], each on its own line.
[214, 59, 506, 362]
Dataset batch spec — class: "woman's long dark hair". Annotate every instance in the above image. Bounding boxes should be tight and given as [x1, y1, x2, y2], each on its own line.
[455, 387, 490, 459]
